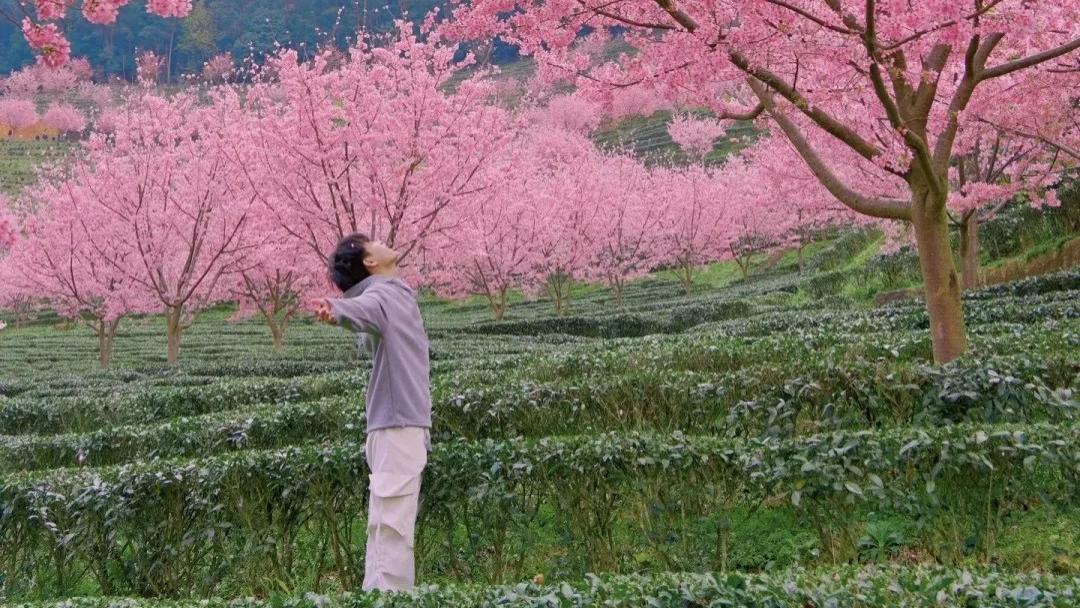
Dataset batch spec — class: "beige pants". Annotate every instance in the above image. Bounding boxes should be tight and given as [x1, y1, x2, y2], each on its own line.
[362, 426, 430, 592]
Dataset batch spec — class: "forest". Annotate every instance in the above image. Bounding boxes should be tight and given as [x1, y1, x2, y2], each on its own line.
[0, 0, 519, 78]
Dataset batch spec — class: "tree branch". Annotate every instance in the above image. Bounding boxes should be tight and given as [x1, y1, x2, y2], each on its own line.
[730, 50, 882, 160]
[981, 36, 1080, 81]
[863, 0, 944, 201]
[749, 79, 911, 221]
[575, 0, 676, 30]
[763, 0, 857, 35]
[931, 33, 1002, 170]
[975, 117, 1080, 162]
[910, 44, 950, 124]
[879, 0, 1006, 51]
[652, 0, 698, 32]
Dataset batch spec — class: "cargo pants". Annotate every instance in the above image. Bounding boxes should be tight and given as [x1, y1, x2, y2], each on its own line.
[362, 426, 430, 592]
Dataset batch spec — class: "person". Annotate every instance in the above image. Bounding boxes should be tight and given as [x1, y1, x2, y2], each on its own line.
[311, 233, 432, 592]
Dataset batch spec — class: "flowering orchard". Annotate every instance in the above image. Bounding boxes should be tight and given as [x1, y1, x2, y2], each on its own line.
[447, 0, 1080, 362]
[2, 8, 1077, 364]
[236, 31, 515, 283]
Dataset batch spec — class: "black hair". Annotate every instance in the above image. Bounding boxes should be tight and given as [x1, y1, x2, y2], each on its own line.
[328, 233, 372, 292]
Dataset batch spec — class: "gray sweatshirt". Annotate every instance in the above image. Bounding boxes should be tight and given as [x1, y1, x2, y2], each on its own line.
[328, 275, 432, 433]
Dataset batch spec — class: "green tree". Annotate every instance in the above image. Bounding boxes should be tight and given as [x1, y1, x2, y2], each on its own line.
[179, 0, 217, 70]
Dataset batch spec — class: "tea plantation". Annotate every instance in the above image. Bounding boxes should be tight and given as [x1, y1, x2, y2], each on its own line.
[1, 240, 1079, 607]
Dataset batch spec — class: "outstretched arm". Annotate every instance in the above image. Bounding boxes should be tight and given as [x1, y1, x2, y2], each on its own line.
[312, 294, 386, 335]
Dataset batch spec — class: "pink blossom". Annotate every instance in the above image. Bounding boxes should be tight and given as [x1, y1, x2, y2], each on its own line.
[146, 0, 192, 18]
[448, 0, 1080, 355]
[136, 51, 164, 85]
[19, 92, 257, 364]
[22, 19, 71, 68]
[538, 94, 602, 134]
[93, 108, 120, 134]
[77, 82, 113, 108]
[81, 0, 126, 24]
[667, 113, 728, 161]
[202, 53, 234, 83]
[0, 63, 81, 95]
[607, 86, 665, 119]
[239, 31, 514, 302]
[0, 204, 16, 250]
[35, 0, 72, 21]
[42, 103, 86, 133]
[67, 57, 94, 81]
[0, 99, 39, 130]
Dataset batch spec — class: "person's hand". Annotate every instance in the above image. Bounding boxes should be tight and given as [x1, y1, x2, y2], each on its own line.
[310, 299, 337, 325]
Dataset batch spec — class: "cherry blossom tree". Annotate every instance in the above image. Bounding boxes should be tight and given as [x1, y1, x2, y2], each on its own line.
[2, 184, 133, 367]
[942, 73, 1079, 289]
[427, 164, 545, 321]
[202, 53, 234, 84]
[3, 61, 82, 96]
[238, 29, 514, 300]
[137, 51, 165, 85]
[667, 113, 728, 161]
[518, 126, 606, 315]
[0, 99, 37, 132]
[62, 92, 255, 365]
[0, 201, 39, 330]
[739, 135, 861, 273]
[530, 93, 604, 135]
[0, 201, 16, 251]
[9, 1, 191, 68]
[448, 0, 1080, 362]
[581, 154, 664, 306]
[653, 165, 731, 292]
[42, 102, 85, 135]
[218, 110, 313, 349]
[435, 123, 657, 316]
[948, 126, 1067, 289]
[77, 82, 114, 109]
[228, 215, 322, 351]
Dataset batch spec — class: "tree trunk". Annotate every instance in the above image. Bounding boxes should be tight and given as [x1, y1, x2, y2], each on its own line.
[98, 331, 111, 368]
[487, 290, 507, 322]
[166, 305, 184, 366]
[676, 262, 694, 295]
[270, 321, 285, 353]
[735, 257, 749, 280]
[548, 272, 570, 316]
[912, 206, 968, 363]
[166, 26, 175, 83]
[553, 290, 566, 316]
[797, 243, 806, 274]
[96, 318, 120, 368]
[959, 212, 979, 291]
[612, 279, 625, 308]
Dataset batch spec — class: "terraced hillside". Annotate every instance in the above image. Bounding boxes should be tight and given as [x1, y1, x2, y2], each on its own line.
[0, 140, 72, 197]
[1, 232, 1078, 606]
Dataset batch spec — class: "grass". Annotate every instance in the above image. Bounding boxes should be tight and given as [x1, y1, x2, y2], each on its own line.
[992, 505, 1080, 574]
[0, 139, 73, 197]
[981, 233, 1080, 270]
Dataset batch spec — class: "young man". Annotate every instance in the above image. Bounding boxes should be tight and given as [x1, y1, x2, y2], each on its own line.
[312, 233, 432, 592]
